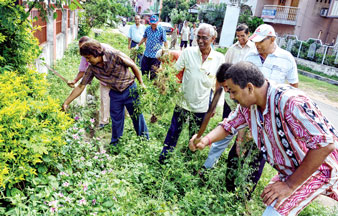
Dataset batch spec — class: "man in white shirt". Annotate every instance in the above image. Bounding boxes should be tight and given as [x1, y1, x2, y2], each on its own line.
[128, 15, 146, 64]
[159, 23, 225, 164]
[180, 21, 190, 50]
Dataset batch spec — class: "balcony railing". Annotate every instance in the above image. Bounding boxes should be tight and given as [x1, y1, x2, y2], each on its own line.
[261, 5, 300, 26]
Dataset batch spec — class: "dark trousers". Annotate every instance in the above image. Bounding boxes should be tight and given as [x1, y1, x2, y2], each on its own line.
[130, 40, 143, 66]
[223, 100, 232, 119]
[141, 56, 161, 80]
[180, 40, 188, 48]
[225, 141, 266, 197]
[159, 106, 206, 163]
[109, 82, 149, 145]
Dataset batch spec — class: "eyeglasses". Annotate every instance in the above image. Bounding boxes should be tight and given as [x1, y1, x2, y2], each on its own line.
[197, 36, 211, 41]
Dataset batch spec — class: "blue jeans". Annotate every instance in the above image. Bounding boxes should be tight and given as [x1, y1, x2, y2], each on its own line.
[203, 134, 236, 168]
[109, 82, 149, 145]
[130, 40, 143, 66]
[159, 105, 206, 164]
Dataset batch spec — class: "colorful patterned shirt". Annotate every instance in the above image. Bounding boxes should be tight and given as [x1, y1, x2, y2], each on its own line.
[221, 83, 338, 180]
[80, 44, 135, 92]
[143, 25, 167, 58]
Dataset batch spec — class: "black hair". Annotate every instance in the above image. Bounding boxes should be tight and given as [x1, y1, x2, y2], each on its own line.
[79, 36, 91, 44]
[80, 41, 104, 57]
[236, 24, 249, 34]
[216, 63, 233, 83]
[225, 61, 265, 88]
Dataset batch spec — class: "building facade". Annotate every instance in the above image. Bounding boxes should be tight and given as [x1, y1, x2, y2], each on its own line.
[255, 0, 338, 44]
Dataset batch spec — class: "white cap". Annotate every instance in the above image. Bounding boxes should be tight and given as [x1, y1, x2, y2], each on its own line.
[249, 24, 276, 42]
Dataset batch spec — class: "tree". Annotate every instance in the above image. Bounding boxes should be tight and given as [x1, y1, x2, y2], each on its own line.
[198, 3, 227, 28]
[160, 0, 189, 22]
[82, 0, 134, 28]
[238, 10, 264, 33]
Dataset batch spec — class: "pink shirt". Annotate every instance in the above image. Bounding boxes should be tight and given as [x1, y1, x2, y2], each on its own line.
[79, 56, 89, 72]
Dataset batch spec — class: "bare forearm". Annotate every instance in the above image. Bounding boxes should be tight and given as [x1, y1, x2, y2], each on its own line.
[164, 41, 168, 48]
[290, 83, 298, 88]
[64, 84, 86, 105]
[73, 71, 85, 83]
[138, 38, 146, 46]
[128, 38, 131, 49]
[286, 143, 335, 190]
[131, 65, 144, 85]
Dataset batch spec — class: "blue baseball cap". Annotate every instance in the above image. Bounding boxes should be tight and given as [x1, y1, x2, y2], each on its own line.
[149, 15, 159, 24]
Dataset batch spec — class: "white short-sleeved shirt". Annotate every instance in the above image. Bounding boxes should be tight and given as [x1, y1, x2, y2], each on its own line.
[245, 46, 298, 85]
[181, 26, 190, 41]
[175, 47, 225, 113]
[224, 40, 256, 64]
[128, 24, 146, 43]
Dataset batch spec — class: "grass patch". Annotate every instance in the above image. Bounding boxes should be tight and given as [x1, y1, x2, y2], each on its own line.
[298, 64, 338, 81]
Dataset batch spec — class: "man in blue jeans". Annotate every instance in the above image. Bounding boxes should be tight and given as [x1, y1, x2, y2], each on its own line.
[62, 40, 149, 147]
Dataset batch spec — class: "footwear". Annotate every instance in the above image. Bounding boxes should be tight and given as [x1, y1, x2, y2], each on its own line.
[99, 124, 106, 129]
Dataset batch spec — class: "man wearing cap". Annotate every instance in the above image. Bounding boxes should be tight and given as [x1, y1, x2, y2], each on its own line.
[159, 23, 225, 164]
[246, 24, 298, 88]
[137, 15, 168, 80]
[128, 15, 146, 65]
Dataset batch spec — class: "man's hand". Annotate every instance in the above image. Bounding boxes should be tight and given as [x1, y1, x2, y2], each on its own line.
[135, 45, 139, 50]
[189, 134, 208, 152]
[62, 103, 69, 112]
[140, 83, 146, 89]
[67, 80, 76, 88]
[261, 181, 294, 208]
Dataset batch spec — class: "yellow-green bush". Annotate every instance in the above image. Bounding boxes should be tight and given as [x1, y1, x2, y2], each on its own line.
[0, 69, 73, 189]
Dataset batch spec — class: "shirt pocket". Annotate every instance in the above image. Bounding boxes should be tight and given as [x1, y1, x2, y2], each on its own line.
[270, 65, 287, 84]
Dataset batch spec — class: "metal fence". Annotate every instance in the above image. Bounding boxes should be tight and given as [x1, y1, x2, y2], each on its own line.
[276, 35, 338, 68]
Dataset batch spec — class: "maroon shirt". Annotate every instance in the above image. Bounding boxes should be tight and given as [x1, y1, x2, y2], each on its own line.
[81, 44, 135, 92]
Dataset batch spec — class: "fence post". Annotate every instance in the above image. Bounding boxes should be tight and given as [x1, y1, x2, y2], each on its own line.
[297, 41, 302, 58]
[321, 46, 328, 65]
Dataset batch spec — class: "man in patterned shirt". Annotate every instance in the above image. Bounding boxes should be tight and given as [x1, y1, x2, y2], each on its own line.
[137, 15, 168, 80]
[190, 62, 338, 216]
[62, 41, 149, 148]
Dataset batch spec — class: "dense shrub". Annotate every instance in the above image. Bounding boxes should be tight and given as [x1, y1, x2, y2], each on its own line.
[0, 69, 73, 190]
[0, 1, 41, 74]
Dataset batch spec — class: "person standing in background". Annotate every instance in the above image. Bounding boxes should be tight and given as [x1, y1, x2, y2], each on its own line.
[180, 21, 189, 50]
[128, 15, 146, 65]
[170, 24, 179, 49]
[189, 23, 196, 47]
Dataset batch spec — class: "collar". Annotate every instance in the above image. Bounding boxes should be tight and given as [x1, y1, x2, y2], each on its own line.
[235, 40, 255, 49]
[198, 46, 216, 60]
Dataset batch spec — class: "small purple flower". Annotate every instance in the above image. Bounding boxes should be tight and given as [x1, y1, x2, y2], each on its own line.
[72, 134, 79, 140]
[101, 170, 107, 175]
[74, 116, 80, 120]
[94, 156, 98, 160]
[59, 172, 69, 176]
[92, 199, 96, 205]
[113, 196, 117, 201]
[58, 193, 64, 198]
[108, 169, 113, 173]
[100, 149, 106, 154]
[79, 198, 87, 205]
[80, 157, 85, 161]
[62, 182, 69, 187]
[90, 118, 95, 123]
[65, 197, 72, 203]
[48, 200, 58, 207]
[83, 184, 88, 191]
[50, 207, 57, 213]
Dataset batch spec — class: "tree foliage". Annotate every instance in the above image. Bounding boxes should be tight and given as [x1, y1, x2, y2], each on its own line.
[198, 3, 227, 29]
[238, 10, 264, 33]
[82, 0, 135, 28]
[160, 0, 189, 22]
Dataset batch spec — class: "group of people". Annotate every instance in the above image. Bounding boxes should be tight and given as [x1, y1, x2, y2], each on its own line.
[62, 14, 338, 216]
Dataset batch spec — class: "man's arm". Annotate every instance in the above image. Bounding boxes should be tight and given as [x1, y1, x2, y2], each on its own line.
[189, 125, 230, 151]
[261, 143, 335, 208]
[67, 71, 85, 88]
[164, 41, 168, 49]
[119, 53, 145, 88]
[290, 83, 298, 88]
[62, 84, 86, 111]
[128, 37, 132, 49]
[138, 37, 146, 47]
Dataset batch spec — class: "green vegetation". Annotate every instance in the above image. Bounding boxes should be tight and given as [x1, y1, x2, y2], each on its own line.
[298, 64, 338, 81]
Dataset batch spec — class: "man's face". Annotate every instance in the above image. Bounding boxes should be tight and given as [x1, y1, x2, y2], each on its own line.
[135, 16, 140, 25]
[151, 23, 157, 29]
[255, 37, 273, 55]
[236, 30, 249, 46]
[224, 79, 253, 108]
[83, 55, 101, 65]
[197, 28, 214, 50]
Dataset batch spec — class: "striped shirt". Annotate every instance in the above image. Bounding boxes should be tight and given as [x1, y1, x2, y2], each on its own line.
[221, 83, 338, 180]
[245, 46, 298, 85]
[81, 44, 135, 92]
